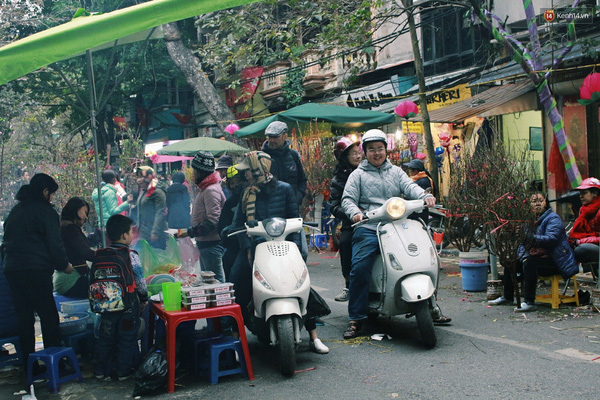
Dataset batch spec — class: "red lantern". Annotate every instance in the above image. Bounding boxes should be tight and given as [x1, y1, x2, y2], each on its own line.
[579, 72, 600, 105]
[394, 101, 419, 119]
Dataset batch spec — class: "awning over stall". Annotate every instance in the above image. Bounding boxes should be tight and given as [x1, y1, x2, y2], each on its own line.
[412, 80, 535, 123]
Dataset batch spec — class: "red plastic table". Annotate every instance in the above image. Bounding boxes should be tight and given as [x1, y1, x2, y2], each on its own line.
[149, 302, 255, 393]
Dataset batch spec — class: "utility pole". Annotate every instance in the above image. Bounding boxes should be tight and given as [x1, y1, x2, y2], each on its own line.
[401, 0, 439, 192]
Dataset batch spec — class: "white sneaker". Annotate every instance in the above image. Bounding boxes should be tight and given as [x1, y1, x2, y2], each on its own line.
[515, 302, 537, 312]
[334, 288, 349, 302]
[309, 338, 329, 354]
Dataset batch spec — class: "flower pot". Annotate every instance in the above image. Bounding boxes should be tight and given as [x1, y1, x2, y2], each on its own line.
[459, 251, 489, 292]
[486, 280, 503, 300]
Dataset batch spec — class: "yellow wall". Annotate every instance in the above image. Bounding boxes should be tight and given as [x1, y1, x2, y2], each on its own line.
[501, 110, 544, 181]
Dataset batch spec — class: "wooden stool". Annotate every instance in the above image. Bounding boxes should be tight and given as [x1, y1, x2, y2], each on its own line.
[536, 275, 579, 309]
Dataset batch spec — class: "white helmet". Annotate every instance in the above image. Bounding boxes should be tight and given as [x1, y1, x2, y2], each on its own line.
[362, 129, 387, 147]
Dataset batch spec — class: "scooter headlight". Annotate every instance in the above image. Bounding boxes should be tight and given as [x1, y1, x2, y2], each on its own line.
[254, 269, 274, 291]
[386, 199, 406, 219]
[294, 265, 309, 290]
[263, 218, 286, 237]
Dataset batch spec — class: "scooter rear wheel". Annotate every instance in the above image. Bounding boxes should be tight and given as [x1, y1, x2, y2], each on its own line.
[277, 315, 296, 377]
[413, 300, 437, 348]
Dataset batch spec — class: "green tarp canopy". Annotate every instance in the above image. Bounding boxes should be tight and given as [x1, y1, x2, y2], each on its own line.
[157, 137, 249, 157]
[0, 0, 259, 86]
[235, 103, 396, 137]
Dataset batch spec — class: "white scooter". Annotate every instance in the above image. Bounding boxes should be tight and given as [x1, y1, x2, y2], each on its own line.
[356, 197, 441, 348]
[230, 217, 316, 376]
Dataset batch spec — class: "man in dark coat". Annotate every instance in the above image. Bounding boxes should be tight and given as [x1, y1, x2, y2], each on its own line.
[166, 172, 191, 229]
[135, 166, 168, 249]
[261, 121, 308, 259]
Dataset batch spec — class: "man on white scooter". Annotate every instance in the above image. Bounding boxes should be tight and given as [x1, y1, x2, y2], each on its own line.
[227, 151, 329, 354]
[341, 129, 449, 339]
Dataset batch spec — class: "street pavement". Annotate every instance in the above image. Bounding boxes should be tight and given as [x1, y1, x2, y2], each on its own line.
[2, 246, 600, 399]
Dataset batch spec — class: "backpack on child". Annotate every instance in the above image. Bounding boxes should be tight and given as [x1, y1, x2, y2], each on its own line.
[89, 246, 138, 313]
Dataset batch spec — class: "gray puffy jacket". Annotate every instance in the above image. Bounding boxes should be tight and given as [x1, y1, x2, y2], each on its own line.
[342, 159, 431, 230]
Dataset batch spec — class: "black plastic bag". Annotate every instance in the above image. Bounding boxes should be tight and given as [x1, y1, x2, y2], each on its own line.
[132, 345, 168, 397]
[306, 287, 331, 318]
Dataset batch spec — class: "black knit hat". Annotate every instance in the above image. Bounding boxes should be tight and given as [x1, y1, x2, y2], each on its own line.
[191, 151, 215, 172]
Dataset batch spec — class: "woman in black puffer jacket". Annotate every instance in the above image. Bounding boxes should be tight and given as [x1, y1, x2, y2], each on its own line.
[329, 137, 362, 302]
[2, 173, 73, 374]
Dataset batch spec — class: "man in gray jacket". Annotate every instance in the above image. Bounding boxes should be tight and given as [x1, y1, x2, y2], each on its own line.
[341, 129, 436, 339]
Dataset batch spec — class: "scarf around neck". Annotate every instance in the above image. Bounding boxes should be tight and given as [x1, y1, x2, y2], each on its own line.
[570, 196, 600, 239]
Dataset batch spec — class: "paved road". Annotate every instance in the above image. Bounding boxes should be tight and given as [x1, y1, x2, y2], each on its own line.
[2, 248, 600, 399]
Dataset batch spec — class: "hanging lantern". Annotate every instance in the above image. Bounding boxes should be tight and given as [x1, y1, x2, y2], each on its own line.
[434, 146, 445, 156]
[408, 132, 418, 154]
[414, 152, 427, 161]
[438, 131, 451, 148]
[224, 123, 240, 134]
[394, 101, 419, 119]
[579, 72, 600, 105]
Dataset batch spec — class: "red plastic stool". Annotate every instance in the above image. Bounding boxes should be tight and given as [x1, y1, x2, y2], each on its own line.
[27, 347, 83, 393]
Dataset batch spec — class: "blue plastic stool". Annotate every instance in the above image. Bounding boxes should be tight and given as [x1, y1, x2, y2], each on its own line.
[196, 336, 248, 384]
[62, 330, 94, 359]
[0, 336, 22, 368]
[192, 332, 223, 374]
[27, 347, 84, 393]
[313, 234, 328, 249]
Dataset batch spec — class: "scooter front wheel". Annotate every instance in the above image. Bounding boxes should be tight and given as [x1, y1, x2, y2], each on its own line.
[277, 315, 296, 377]
[412, 300, 437, 348]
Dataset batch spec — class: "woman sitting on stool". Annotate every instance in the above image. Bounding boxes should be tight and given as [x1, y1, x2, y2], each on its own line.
[569, 178, 600, 273]
[489, 192, 579, 311]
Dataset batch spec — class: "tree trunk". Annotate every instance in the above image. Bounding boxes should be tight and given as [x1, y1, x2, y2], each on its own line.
[402, 0, 439, 193]
[162, 22, 235, 135]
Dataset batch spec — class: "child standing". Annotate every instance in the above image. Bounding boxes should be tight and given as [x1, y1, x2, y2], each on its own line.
[93, 215, 148, 381]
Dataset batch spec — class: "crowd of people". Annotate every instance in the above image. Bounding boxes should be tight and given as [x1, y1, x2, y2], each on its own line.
[1, 121, 598, 387]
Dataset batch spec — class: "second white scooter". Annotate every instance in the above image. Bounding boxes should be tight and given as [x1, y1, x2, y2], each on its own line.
[230, 217, 315, 376]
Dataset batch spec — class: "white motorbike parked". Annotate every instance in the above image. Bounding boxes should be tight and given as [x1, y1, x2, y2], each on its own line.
[356, 197, 441, 348]
[230, 217, 317, 376]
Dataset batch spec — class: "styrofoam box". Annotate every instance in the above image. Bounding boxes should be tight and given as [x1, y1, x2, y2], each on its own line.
[210, 297, 236, 307]
[211, 291, 234, 300]
[205, 283, 234, 294]
[182, 301, 209, 310]
[182, 295, 209, 304]
[181, 286, 210, 297]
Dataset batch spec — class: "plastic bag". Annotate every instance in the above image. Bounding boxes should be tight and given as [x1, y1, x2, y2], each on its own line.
[132, 345, 168, 397]
[177, 237, 200, 275]
[137, 237, 182, 276]
[306, 287, 331, 318]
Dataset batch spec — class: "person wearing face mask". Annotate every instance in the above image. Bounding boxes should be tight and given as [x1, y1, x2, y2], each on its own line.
[1, 173, 73, 377]
[135, 166, 168, 249]
[53, 197, 96, 299]
[176, 151, 226, 283]
[329, 137, 362, 302]
[569, 178, 600, 271]
[217, 165, 247, 282]
[227, 151, 329, 354]
[490, 192, 579, 311]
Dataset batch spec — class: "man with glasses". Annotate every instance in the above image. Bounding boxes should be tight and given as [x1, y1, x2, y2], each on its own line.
[261, 121, 309, 259]
[341, 129, 437, 339]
